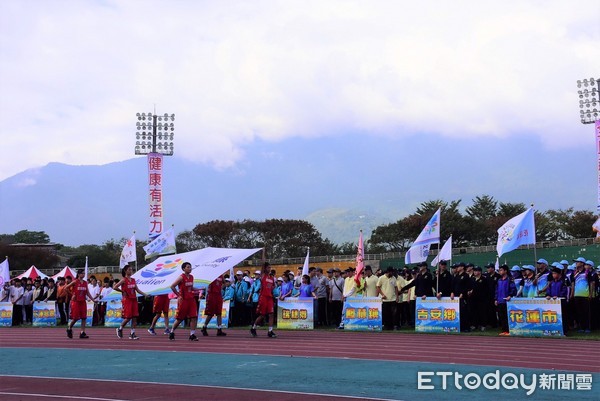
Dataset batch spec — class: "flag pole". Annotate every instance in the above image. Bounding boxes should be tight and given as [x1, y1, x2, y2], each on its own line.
[531, 204, 538, 267]
[435, 239, 440, 296]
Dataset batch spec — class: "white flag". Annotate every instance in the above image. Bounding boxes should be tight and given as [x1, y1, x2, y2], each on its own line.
[143, 227, 177, 260]
[593, 217, 600, 237]
[432, 235, 452, 266]
[496, 207, 536, 257]
[302, 249, 310, 277]
[0, 258, 9, 286]
[84, 256, 89, 281]
[405, 208, 441, 264]
[120, 234, 137, 268]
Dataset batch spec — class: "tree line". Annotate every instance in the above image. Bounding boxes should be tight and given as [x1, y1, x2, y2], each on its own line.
[0, 195, 596, 270]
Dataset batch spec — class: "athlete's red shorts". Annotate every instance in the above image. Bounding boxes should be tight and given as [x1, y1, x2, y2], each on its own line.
[256, 297, 274, 315]
[176, 297, 198, 320]
[70, 300, 87, 320]
[204, 296, 223, 317]
[122, 298, 139, 319]
[153, 294, 170, 314]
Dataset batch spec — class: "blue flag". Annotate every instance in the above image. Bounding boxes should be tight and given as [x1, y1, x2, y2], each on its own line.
[496, 208, 536, 257]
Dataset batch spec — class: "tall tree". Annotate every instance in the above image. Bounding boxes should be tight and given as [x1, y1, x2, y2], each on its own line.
[13, 230, 51, 244]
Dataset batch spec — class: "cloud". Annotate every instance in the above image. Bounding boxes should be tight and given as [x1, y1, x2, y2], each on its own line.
[0, 0, 599, 181]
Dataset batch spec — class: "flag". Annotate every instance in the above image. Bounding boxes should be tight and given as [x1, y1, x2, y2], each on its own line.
[431, 235, 452, 266]
[405, 208, 441, 264]
[301, 249, 310, 277]
[495, 256, 499, 272]
[84, 256, 89, 281]
[100, 247, 262, 301]
[143, 227, 177, 260]
[355, 230, 365, 285]
[496, 207, 536, 257]
[120, 234, 137, 268]
[0, 257, 9, 286]
[593, 217, 600, 237]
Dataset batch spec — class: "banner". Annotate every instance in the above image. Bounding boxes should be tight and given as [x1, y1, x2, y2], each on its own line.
[33, 301, 57, 327]
[71, 301, 94, 328]
[148, 153, 164, 238]
[198, 300, 230, 328]
[100, 247, 261, 302]
[405, 209, 441, 264]
[0, 302, 12, 326]
[0, 258, 9, 286]
[507, 298, 564, 337]
[415, 297, 460, 333]
[496, 208, 536, 257]
[277, 298, 313, 329]
[342, 296, 381, 331]
[431, 235, 452, 266]
[144, 228, 176, 260]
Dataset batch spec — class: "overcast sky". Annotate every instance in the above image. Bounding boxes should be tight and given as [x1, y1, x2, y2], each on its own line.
[1, 1, 599, 206]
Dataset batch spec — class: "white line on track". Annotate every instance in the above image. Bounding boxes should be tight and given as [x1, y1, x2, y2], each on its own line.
[0, 392, 127, 401]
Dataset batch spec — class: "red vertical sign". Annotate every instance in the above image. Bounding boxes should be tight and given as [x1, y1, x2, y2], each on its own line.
[148, 153, 163, 238]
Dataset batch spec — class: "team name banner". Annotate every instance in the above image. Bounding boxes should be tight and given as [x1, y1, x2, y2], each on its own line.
[71, 301, 94, 328]
[342, 296, 382, 331]
[0, 302, 12, 326]
[415, 297, 460, 333]
[33, 301, 56, 327]
[277, 298, 313, 330]
[507, 298, 564, 337]
[199, 300, 230, 328]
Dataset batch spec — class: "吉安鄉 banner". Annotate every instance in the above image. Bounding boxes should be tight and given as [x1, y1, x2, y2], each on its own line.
[415, 297, 460, 333]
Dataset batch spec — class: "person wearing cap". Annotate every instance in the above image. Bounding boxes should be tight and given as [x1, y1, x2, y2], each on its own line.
[250, 262, 277, 338]
[547, 266, 568, 334]
[376, 267, 398, 330]
[400, 262, 434, 299]
[329, 268, 344, 328]
[535, 259, 551, 297]
[232, 270, 249, 326]
[247, 270, 262, 323]
[484, 263, 500, 328]
[65, 268, 95, 339]
[465, 263, 474, 277]
[495, 265, 517, 336]
[314, 267, 329, 326]
[469, 266, 487, 331]
[222, 276, 234, 303]
[450, 262, 472, 333]
[517, 265, 538, 298]
[363, 265, 379, 298]
[571, 258, 594, 333]
[434, 260, 452, 298]
[510, 266, 523, 288]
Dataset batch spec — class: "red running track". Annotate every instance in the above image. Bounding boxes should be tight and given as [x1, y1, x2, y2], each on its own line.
[1, 327, 599, 372]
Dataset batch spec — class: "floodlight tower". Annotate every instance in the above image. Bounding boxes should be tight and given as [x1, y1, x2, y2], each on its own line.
[135, 112, 175, 239]
[577, 77, 600, 210]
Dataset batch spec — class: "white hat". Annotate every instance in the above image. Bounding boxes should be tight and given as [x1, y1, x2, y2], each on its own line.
[225, 278, 231, 282]
[236, 270, 243, 275]
[277, 277, 283, 281]
[243, 276, 252, 283]
[255, 270, 261, 274]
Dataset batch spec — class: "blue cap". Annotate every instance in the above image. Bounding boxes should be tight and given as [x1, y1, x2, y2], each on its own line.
[560, 260, 569, 265]
[574, 257, 586, 263]
[511, 265, 521, 272]
[585, 260, 595, 267]
[537, 258, 548, 265]
[551, 262, 563, 269]
[522, 265, 535, 271]
[567, 264, 575, 271]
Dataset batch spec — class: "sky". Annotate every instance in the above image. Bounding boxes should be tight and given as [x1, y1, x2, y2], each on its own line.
[1, 1, 599, 210]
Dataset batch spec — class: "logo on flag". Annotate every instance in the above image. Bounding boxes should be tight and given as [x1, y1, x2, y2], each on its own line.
[144, 227, 177, 260]
[405, 209, 441, 264]
[120, 234, 137, 268]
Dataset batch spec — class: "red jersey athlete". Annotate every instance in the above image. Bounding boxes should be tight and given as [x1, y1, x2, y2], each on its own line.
[169, 262, 201, 341]
[147, 294, 171, 336]
[65, 269, 94, 339]
[113, 264, 148, 340]
[200, 274, 227, 337]
[250, 262, 277, 338]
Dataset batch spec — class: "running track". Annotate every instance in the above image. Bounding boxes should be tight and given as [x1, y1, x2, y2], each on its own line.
[1, 327, 599, 400]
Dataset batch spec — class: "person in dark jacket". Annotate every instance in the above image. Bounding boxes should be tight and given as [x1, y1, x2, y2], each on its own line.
[451, 262, 472, 332]
[495, 265, 517, 336]
[469, 266, 488, 331]
[400, 262, 434, 299]
[547, 267, 568, 334]
[434, 260, 453, 297]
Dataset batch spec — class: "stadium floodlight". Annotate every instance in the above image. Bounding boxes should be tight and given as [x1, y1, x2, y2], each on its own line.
[134, 111, 175, 156]
[577, 77, 599, 124]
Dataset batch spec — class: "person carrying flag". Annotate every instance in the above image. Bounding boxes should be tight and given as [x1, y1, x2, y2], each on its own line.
[113, 264, 149, 340]
[200, 274, 227, 337]
[169, 262, 201, 341]
[250, 262, 277, 338]
[65, 269, 94, 339]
